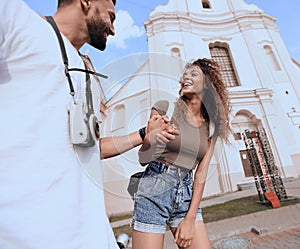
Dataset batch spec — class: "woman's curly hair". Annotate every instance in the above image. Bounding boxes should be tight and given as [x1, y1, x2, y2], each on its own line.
[174, 58, 232, 143]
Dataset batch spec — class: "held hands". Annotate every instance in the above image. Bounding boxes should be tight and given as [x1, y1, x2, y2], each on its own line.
[174, 217, 196, 248]
[145, 114, 179, 145]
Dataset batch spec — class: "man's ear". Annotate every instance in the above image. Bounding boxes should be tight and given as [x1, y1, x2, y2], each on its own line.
[80, 0, 91, 12]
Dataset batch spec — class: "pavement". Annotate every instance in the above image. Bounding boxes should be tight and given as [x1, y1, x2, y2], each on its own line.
[111, 177, 300, 249]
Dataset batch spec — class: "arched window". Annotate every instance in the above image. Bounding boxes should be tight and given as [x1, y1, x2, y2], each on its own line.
[209, 44, 240, 87]
[112, 104, 125, 131]
[264, 45, 281, 71]
[170, 47, 183, 84]
[202, 0, 211, 9]
[171, 47, 181, 57]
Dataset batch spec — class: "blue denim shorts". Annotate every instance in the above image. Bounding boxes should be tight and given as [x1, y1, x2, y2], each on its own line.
[132, 161, 203, 234]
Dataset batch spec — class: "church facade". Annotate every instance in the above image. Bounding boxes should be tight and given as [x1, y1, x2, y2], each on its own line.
[101, 0, 300, 215]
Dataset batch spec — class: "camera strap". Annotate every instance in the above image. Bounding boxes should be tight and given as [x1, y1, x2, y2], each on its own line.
[46, 16, 75, 98]
[46, 16, 102, 146]
[45, 16, 108, 100]
[80, 54, 96, 115]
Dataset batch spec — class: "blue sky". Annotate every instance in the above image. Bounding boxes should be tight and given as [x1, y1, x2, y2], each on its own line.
[24, 0, 300, 68]
[24, 0, 299, 99]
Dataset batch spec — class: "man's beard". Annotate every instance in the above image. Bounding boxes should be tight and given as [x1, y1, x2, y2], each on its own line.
[86, 16, 108, 51]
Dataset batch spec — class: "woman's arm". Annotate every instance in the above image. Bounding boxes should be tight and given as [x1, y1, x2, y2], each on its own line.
[186, 137, 217, 218]
[174, 137, 217, 247]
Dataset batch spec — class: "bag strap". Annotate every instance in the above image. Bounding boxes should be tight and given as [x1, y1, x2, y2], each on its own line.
[208, 121, 215, 139]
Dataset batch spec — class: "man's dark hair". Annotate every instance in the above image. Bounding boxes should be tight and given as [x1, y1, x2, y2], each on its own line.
[57, 0, 74, 7]
[58, 0, 116, 8]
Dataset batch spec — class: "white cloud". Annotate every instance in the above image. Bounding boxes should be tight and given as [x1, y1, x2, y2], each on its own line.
[107, 10, 145, 49]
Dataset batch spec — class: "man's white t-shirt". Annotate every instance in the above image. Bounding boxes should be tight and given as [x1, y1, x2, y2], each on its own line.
[0, 0, 118, 248]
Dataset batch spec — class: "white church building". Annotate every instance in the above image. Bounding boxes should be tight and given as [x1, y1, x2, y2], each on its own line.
[100, 0, 300, 215]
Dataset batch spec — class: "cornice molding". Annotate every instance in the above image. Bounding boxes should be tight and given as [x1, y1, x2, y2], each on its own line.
[229, 88, 273, 105]
[146, 10, 276, 26]
[145, 11, 277, 37]
[203, 36, 232, 42]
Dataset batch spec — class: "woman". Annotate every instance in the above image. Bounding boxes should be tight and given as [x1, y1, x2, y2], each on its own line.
[132, 58, 231, 249]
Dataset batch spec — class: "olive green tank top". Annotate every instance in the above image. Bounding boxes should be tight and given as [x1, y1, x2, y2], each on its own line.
[152, 100, 209, 170]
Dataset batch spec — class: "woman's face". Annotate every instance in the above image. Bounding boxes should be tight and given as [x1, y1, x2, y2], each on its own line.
[180, 65, 205, 97]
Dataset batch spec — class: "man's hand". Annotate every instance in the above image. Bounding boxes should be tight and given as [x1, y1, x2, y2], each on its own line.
[145, 115, 179, 145]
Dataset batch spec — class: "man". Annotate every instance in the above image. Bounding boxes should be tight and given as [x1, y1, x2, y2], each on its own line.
[0, 0, 177, 248]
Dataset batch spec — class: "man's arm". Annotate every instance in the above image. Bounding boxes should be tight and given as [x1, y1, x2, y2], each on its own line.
[99, 131, 141, 159]
[100, 114, 178, 159]
[138, 108, 179, 165]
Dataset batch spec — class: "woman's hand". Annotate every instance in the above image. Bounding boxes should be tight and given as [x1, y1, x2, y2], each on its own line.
[145, 114, 179, 145]
[174, 217, 196, 248]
